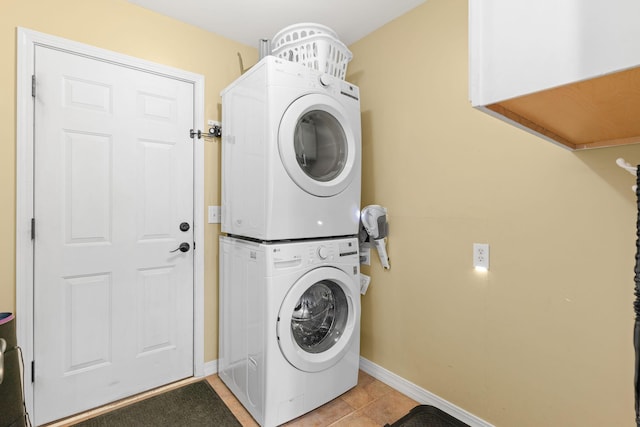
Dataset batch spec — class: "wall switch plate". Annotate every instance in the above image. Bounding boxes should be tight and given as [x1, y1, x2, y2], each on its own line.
[208, 206, 221, 224]
[473, 243, 489, 271]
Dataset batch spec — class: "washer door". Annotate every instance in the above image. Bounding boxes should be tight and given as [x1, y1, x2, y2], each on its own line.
[278, 94, 358, 197]
[277, 267, 358, 372]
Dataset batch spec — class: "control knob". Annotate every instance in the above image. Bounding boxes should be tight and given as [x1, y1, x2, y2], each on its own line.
[317, 246, 328, 259]
[319, 74, 332, 87]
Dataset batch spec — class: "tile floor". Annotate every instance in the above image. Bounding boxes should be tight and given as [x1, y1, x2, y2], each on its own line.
[207, 370, 419, 426]
[49, 369, 418, 426]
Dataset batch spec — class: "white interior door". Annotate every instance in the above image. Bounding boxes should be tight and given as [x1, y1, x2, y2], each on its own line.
[33, 45, 195, 425]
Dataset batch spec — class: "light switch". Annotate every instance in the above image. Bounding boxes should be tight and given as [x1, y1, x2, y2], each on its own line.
[208, 206, 221, 224]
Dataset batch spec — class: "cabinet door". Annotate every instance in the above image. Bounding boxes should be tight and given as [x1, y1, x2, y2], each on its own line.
[470, 0, 640, 106]
[469, 0, 640, 150]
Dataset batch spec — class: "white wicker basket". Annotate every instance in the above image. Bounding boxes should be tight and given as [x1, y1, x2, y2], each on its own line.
[272, 31, 353, 80]
[271, 23, 338, 50]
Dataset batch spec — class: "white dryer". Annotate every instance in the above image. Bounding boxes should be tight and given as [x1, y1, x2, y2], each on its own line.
[221, 56, 362, 241]
[218, 235, 361, 427]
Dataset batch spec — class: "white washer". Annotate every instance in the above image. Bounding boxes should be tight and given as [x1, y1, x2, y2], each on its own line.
[218, 235, 361, 427]
[221, 56, 362, 241]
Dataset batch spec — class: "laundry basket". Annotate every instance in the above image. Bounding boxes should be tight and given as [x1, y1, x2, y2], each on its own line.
[272, 23, 338, 49]
[271, 23, 352, 80]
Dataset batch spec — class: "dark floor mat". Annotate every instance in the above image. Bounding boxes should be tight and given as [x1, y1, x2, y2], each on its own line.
[385, 405, 470, 427]
[73, 380, 241, 426]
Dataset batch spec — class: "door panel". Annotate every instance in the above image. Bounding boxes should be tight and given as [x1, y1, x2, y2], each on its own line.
[65, 131, 112, 243]
[138, 141, 174, 239]
[65, 273, 112, 374]
[33, 45, 195, 425]
[137, 266, 178, 354]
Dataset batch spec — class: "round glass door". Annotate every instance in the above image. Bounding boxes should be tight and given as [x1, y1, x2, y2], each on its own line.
[294, 110, 347, 183]
[291, 280, 348, 354]
[277, 267, 359, 372]
[279, 94, 359, 197]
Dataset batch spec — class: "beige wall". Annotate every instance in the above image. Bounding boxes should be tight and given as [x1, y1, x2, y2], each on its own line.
[1, 0, 257, 362]
[348, 0, 639, 425]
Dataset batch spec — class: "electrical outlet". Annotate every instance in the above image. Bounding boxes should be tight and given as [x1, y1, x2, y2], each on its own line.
[473, 243, 489, 271]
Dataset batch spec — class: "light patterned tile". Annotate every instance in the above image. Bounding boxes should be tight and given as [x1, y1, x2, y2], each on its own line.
[356, 370, 376, 387]
[329, 411, 380, 427]
[283, 397, 355, 427]
[358, 389, 419, 426]
[206, 375, 234, 400]
[223, 398, 259, 427]
[340, 373, 394, 409]
[236, 411, 260, 427]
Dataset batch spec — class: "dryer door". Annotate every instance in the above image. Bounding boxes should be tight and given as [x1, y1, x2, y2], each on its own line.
[277, 266, 359, 373]
[278, 94, 359, 197]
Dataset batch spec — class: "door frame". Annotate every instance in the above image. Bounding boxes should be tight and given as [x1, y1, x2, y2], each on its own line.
[15, 27, 206, 419]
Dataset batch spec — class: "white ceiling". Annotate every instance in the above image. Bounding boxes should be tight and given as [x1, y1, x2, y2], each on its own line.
[127, 0, 426, 48]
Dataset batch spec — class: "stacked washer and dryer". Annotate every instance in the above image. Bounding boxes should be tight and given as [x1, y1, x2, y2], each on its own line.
[218, 25, 363, 427]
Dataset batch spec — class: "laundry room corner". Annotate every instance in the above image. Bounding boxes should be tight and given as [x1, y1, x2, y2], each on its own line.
[4, 0, 640, 425]
[347, 0, 637, 426]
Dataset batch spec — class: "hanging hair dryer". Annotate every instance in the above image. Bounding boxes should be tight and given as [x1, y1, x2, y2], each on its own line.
[361, 205, 390, 269]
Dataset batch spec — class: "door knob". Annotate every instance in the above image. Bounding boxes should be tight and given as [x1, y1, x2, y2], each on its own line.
[170, 242, 190, 253]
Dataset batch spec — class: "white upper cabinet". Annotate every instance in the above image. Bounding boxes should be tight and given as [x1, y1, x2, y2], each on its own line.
[469, 0, 640, 150]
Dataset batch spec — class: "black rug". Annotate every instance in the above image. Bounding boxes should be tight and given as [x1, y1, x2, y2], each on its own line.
[74, 380, 241, 427]
[385, 405, 470, 427]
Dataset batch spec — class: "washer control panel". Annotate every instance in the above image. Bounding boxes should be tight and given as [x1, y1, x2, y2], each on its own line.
[270, 238, 359, 269]
[307, 244, 335, 263]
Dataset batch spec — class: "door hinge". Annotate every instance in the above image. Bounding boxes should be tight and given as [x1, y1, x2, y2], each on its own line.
[31, 218, 35, 240]
[31, 75, 36, 98]
[31, 360, 35, 383]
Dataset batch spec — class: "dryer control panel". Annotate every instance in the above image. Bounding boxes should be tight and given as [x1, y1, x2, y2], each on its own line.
[313, 74, 360, 102]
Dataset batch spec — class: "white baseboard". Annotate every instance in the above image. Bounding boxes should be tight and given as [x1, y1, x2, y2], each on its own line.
[359, 357, 494, 427]
[203, 360, 218, 377]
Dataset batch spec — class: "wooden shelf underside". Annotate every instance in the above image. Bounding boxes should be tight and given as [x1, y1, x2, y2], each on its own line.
[487, 66, 640, 150]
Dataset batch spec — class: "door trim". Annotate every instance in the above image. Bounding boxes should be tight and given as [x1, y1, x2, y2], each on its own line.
[16, 27, 206, 419]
